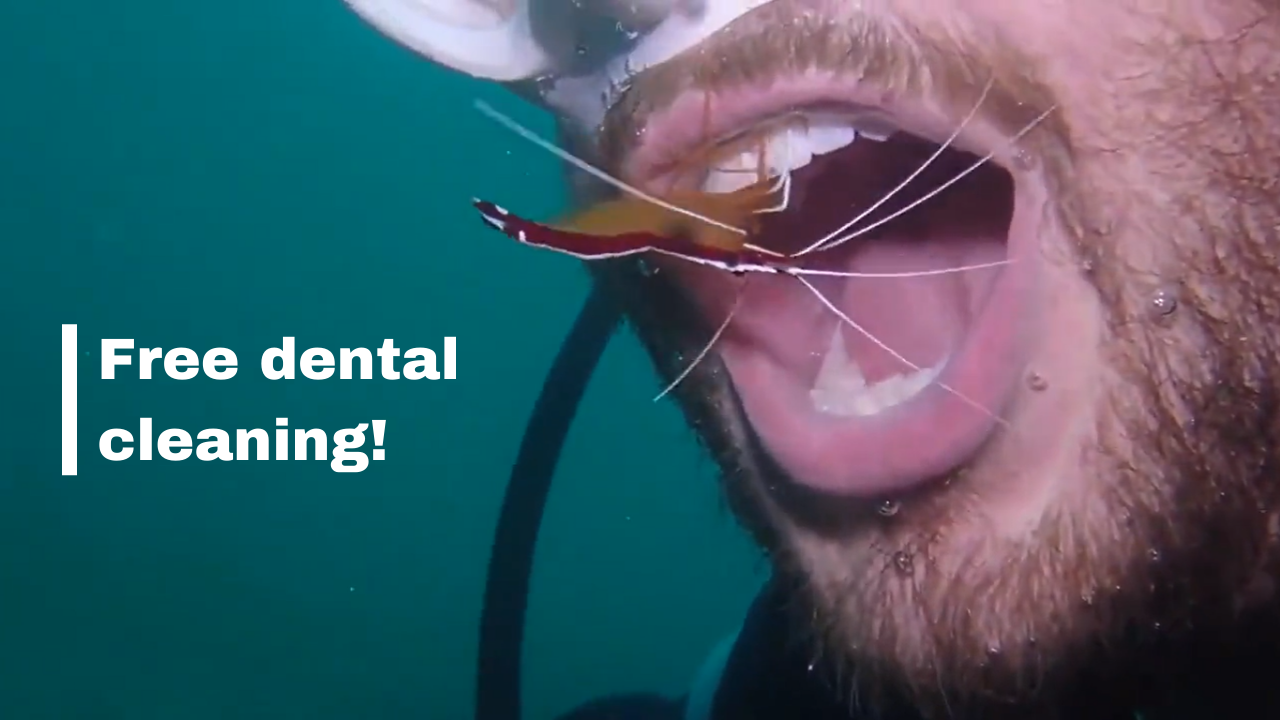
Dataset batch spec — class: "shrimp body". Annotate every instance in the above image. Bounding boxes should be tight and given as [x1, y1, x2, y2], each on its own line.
[553, 178, 774, 252]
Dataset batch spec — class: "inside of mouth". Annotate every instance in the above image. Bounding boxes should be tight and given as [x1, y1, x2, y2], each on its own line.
[687, 114, 1015, 419]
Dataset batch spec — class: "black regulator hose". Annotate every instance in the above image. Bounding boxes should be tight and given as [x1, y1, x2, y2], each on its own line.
[474, 282, 624, 720]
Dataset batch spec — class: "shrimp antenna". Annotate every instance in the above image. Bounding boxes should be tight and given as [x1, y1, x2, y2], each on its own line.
[653, 286, 746, 402]
[791, 76, 997, 257]
[792, 275, 1010, 428]
[812, 103, 1058, 255]
[474, 99, 747, 237]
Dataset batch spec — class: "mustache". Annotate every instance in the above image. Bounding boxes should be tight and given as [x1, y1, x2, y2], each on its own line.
[597, 0, 1068, 169]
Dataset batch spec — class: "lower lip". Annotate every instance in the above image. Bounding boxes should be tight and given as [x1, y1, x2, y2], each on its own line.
[728, 181, 1039, 497]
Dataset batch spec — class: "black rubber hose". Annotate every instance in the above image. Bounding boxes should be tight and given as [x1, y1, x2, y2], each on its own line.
[475, 282, 624, 720]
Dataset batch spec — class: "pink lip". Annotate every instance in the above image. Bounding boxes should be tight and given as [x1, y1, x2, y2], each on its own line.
[623, 73, 1040, 497]
[621, 71, 1020, 187]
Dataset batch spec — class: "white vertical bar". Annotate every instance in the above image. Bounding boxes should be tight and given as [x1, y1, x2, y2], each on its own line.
[444, 336, 456, 380]
[62, 324, 78, 476]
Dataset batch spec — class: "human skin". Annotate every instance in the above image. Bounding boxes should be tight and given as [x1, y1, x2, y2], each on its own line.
[570, 0, 1280, 717]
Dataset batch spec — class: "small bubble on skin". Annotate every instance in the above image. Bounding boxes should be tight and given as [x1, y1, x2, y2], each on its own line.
[892, 551, 914, 575]
[1027, 372, 1048, 391]
[1149, 284, 1179, 318]
[1010, 147, 1034, 170]
[533, 75, 556, 96]
[877, 500, 901, 517]
[1148, 549, 1161, 562]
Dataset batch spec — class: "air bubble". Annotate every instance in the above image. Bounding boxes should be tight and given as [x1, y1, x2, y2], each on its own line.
[1148, 549, 1161, 562]
[533, 75, 557, 97]
[877, 500, 901, 517]
[1011, 147, 1034, 170]
[1149, 285, 1179, 318]
[1027, 372, 1048, 391]
[615, 22, 641, 41]
[892, 551, 913, 574]
[637, 259, 659, 277]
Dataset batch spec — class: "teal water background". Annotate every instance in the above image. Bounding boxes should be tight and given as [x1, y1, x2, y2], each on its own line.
[0, 2, 763, 717]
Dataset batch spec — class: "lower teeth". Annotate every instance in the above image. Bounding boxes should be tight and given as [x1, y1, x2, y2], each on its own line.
[809, 327, 946, 418]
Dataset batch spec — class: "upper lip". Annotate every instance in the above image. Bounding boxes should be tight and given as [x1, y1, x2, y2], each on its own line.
[595, 6, 1061, 188]
[613, 83, 1002, 188]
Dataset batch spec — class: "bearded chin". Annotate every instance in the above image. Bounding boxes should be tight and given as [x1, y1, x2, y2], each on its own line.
[596, 15, 1280, 719]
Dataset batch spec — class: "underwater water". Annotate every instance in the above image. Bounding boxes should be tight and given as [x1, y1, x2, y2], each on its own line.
[0, 1, 763, 717]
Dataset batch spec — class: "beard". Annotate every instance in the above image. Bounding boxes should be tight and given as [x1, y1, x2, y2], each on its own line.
[579, 1, 1280, 717]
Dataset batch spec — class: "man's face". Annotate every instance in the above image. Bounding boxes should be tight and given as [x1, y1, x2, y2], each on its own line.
[589, 0, 1280, 712]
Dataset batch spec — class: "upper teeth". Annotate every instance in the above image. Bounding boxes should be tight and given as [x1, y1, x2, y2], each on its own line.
[810, 326, 947, 418]
[701, 114, 897, 194]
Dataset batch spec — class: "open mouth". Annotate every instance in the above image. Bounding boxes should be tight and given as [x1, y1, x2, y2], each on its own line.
[618, 76, 1043, 498]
